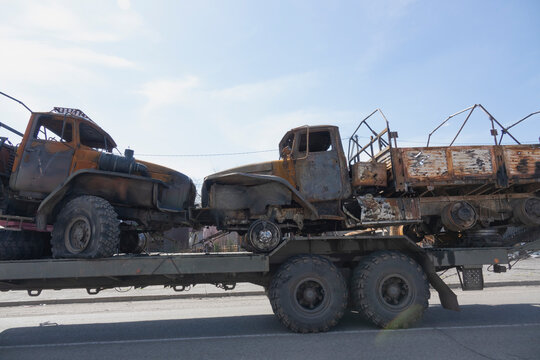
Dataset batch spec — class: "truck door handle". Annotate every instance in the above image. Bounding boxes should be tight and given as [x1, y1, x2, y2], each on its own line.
[26, 148, 37, 152]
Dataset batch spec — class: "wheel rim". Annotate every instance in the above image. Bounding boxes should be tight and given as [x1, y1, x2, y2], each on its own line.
[64, 216, 91, 254]
[248, 220, 281, 252]
[293, 278, 329, 313]
[378, 274, 413, 310]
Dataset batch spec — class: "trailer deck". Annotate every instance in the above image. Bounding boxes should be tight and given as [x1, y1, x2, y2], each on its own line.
[0, 243, 528, 294]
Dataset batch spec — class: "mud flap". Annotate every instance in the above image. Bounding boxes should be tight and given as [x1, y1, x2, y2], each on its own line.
[417, 253, 460, 311]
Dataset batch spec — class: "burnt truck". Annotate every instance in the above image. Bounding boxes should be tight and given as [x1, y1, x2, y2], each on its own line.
[0, 93, 195, 260]
[199, 105, 539, 252]
[0, 102, 539, 334]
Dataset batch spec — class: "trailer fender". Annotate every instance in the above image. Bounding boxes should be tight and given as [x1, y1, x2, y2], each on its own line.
[202, 172, 319, 219]
[36, 169, 165, 229]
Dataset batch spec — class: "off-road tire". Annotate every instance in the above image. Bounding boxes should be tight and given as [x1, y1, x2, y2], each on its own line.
[0, 231, 45, 260]
[51, 196, 120, 258]
[268, 255, 348, 333]
[351, 251, 429, 329]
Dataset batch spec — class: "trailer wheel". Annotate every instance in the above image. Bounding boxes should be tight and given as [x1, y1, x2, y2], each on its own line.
[269, 255, 348, 333]
[51, 196, 120, 258]
[0, 231, 46, 260]
[351, 251, 429, 329]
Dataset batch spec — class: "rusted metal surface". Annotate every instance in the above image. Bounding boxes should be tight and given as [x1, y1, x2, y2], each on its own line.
[12, 140, 74, 196]
[356, 195, 420, 224]
[392, 145, 539, 190]
[451, 148, 493, 175]
[403, 148, 448, 178]
[351, 162, 387, 187]
[293, 126, 351, 202]
[504, 145, 540, 178]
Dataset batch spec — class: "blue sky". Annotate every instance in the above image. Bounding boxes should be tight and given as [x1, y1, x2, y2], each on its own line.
[1, 0, 539, 186]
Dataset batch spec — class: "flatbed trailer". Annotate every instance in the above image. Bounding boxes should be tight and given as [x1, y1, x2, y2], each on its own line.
[1, 234, 538, 333]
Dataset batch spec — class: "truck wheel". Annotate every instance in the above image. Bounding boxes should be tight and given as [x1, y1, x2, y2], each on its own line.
[51, 196, 120, 258]
[269, 255, 348, 333]
[246, 219, 281, 252]
[0, 231, 45, 260]
[351, 251, 429, 329]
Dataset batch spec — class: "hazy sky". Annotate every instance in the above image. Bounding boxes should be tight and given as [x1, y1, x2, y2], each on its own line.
[1, 0, 539, 188]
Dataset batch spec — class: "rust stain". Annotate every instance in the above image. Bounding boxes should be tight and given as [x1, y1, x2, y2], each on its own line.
[403, 148, 448, 178]
[451, 148, 493, 175]
[351, 162, 387, 187]
[504, 146, 540, 178]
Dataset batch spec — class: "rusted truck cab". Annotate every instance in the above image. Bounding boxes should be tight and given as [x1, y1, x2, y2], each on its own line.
[200, 125, 356, 251]
[1, 108, 195, 259]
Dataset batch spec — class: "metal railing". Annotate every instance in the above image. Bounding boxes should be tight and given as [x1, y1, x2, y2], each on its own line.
[348, 108, 396, 165]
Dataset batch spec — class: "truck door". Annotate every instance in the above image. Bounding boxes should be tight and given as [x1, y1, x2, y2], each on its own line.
[11, 115, 75, 196]
[294, 128, 345, 202]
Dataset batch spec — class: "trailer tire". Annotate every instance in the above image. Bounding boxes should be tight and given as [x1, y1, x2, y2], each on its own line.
[269, 255, 348, 333]
[351, 251, 429, 329]
[51, 196, 120, 258]
[0, 231, 45, 260]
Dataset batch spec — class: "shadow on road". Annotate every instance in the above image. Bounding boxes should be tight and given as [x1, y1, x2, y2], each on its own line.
[1, 303, 539, 347]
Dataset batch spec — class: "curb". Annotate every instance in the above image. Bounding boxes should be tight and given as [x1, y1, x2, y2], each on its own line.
[1, 280, 540, 308]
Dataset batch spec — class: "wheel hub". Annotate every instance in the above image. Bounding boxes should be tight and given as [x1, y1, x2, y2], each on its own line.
[295, 280, 325, 311]
[247, 220, 281, 252]
[258, 229, 273, 243]
[379, 275, 411, 308]
[65, 217, 91, 254]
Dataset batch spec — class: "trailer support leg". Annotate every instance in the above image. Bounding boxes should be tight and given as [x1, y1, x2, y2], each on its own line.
[417, 254, 460, 311]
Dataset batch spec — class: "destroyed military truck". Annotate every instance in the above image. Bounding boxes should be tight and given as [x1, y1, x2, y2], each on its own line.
[199, 105, 540, 252]
[0, 92, 195, 260]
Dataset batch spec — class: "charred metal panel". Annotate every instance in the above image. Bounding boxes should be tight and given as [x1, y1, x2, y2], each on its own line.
[393, 145, 539, 190]
[351, 162, 387, 187]
[202, 173, 318, 219]
[73, 174, 156, 208]
[296, 150, 343, 202]
[404, 148, 448, 179]
[357, 195, 420, 224]
[504, 145, 540, 179]
[0, 141, 15, 178]
[12, 141, 74, 196]
[210, 182, 292, 215]
[271, 159, 296, 188]
[451, 148, 494, 175]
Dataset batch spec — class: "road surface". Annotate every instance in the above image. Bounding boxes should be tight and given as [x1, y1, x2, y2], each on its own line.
[1, 283, 539, 360]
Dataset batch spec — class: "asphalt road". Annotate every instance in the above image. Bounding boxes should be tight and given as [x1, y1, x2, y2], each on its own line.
[1, 285, 539, 360]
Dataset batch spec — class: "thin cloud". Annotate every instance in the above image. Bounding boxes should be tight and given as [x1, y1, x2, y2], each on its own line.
[138, 73, 317, 114]
[14, 1, 145, 43]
